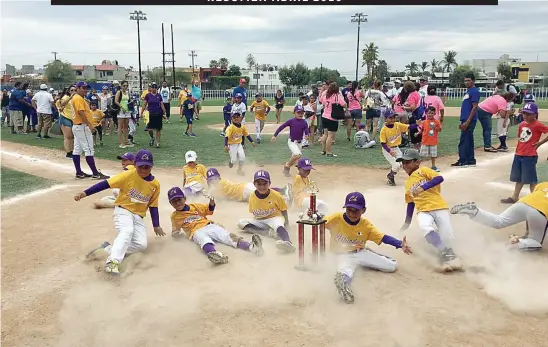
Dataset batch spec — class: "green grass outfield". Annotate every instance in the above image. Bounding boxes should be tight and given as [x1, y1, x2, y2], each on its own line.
[1, 112, 517, 169]
[1, 167, 60, 200]
[171, 98, 548, 109]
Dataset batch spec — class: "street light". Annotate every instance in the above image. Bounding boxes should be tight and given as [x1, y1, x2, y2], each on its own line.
[130, 10, 147, 92]
[350, 13, 368, 82]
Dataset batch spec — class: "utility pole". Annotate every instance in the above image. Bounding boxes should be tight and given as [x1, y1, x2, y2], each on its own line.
[169, 24, 176, 90]
[130, 10, 147, 92]
[52, 52, 58, 61]
[161, 23, 166, 82]
[350, 13, 368, 82]
[189, 50, 197, 81]
[320, 63, 323, 81]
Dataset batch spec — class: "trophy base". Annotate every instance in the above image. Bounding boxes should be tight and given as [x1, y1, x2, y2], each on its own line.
[296, 219, 326, 226]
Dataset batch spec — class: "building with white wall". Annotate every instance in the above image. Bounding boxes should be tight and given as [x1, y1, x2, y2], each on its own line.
[241, 65, 285, 92]
[462, 54, 521, 75]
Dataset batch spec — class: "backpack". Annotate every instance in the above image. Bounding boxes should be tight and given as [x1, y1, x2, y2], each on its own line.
[412, 96, 427, 120]
[507, 84, 524, 104]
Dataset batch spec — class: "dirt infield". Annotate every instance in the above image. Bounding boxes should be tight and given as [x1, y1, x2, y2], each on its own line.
[2, 140, 548, 347]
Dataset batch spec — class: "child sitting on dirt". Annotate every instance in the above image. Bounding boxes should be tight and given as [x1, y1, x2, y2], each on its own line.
[183, 150, 207, 197]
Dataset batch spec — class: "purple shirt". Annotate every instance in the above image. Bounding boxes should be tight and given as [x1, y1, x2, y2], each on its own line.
[273, 118, 310, 142]
[145, 93, 163, 114]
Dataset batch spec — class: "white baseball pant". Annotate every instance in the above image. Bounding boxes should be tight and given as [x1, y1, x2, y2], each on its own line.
[288, 139, 303, 156]
[107, 206, 148, 263]
[382, 146, 402, 173]
[299, 197, 328, 214]
[129, 118, 136, 136]
[242, 183, 255, 201]
[417, 209, 455, 245]
[184, 181, 204, 195]
[229, 143, 245, 164]
[192, 223, 239, 249]
[472, 202, 546, 249]
[255, 119, 265, 140]
[337, 248, 397, 279]
[496, 117, 509, 137]
[238, 216, 285, 232]
[72, 124, 94, 156]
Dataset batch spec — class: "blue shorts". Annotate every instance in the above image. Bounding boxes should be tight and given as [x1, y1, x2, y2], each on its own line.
[510, 155, 538, 184]
[185, 114, 193, 124]
[224, 114, 231, 127]
[59, 116, 73, 127]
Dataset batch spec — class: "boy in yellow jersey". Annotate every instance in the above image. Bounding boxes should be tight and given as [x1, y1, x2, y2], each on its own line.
[291, 158, 327, 214]
[168, 186, 264, 264]
[380, 108, 409, 186]
[238, 170, 296, 253]
[397, 149, 462, 272]
[225, 112, 256, 176]
[451, 182, 548, 251]
[205, 167, 292, 203]
[90, 102, 105, 146]
[94, 152, 135, 209]
[183, 150, 207, 197]
[75, 149, 166, 275]
[327, 192, 412, 304]
[250, 93, 271, 144]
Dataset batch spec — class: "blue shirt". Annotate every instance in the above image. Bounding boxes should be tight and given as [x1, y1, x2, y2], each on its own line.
[223, 103, 232, 118]
[183, 99, 195, 117]
[232, 86, 247, 106]
[191, 85, 202, 101]
[460, 86, 480, 122]
[9, 89, 26, 111]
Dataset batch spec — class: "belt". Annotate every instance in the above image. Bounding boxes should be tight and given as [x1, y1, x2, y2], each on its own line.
[73, 123, 83, 125]
[290, 139, 302, 144]
[348, 248, 364, 254]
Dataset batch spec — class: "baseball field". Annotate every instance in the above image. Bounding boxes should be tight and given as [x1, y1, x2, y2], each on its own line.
[1, 105, 548, 347]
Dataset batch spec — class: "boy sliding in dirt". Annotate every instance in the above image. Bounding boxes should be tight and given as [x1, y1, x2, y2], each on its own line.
[168, 186, 264, 264]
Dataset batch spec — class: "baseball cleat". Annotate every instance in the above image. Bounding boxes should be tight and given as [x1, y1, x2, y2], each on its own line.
[75, 172, 92, 179]
[283, 166, 291, 177]
[228, 162, 234, 168]
[439, 248, 463, 272]
[275, 240, 296, 253]
[207, 251, 229, 265]
[104, 260, 121, 275]
[86, 241, 110, 260]
[250, 234, 264, 256]
[92, 172, 110, 180]
[450, 202, 478, 216]
[334, 272, 354, 304]
[387, 172, 396, 186]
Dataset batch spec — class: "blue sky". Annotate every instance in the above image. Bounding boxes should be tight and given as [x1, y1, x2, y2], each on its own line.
[2, 1, 548, 79]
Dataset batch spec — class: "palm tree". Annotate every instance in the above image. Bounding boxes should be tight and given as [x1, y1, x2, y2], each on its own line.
[442, 50, 458, 72]
[361, 42, 379, 78]
[405, 62, 419, 76]
[218, 57, 229, 69]
[430, 59, 439, 75]
[209, 60, 219, 68]
[420, 61, 430, 74]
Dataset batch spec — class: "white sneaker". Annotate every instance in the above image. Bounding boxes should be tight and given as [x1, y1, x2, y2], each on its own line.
[450, 202, 478, 217]
[207, 251, 229, 264]
[104, 260, 120, 275]
[275, 240, 296, 253]
[250, 234, 264, 256]
[334, 272, 354, 304]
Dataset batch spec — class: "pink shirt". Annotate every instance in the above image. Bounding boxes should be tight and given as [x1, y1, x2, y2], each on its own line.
[320, 91, 346, 121]
[393, 91, 420, 113]
[423, 95, 445, 120]
[479, 95, 507, 115]
[347, 90, 362, 111]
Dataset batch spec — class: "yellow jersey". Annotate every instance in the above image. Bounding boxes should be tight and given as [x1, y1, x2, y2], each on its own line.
[251, 100, 270, 121]
[225, 124, 249, 145]
[292, 174, 310, 208]
[107, 169, 160, 217]
[90, 110, 104, 127]
[170, 203, 213, 238]
[61, 95, 74, 120]
[325, 212, 385, 253]
[404, 166, 448, 212]
[519, 182, 548, 217]
[141, 90, 149, 101]
[183, 164, 207, 186]
[71, 94, 94, 125]
[380, 122, 409, 148]
[178, 90, 188, 104]
[248, 189, 287, 219]
[216, 178, 246, 201]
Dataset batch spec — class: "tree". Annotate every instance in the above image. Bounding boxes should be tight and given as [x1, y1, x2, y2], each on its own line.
[376, 60, 390, 82]
[448, 65, 480, 88]
[405, 62, 419, 76]
[209, 60, 219, 68]
[442, 50, 458, 73]
[420, 61, 430, 74]
[497, 62, 512, 82]
[278, 63, 310, 87]
[246, 54, 256, 70]
[45, 60, 74, 83]
[218, 58, 229, 69]
[430, 59, 440, 75]
[361, 42, 379, 78]
[309, 66, 346, 86]
[224, 65, 242, 77]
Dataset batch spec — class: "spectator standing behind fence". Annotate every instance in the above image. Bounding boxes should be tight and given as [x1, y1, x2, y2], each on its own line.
[1, 88, 10, 127]
[32, 84, 55, 139]
[451, 73, 479, 168]
[319, 82, 347, 158]
[9, 82, 29, 135]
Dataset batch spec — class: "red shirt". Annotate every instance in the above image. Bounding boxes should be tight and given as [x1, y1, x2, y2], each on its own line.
[516, 120, 548, 156]
[421, 119, 442, 146]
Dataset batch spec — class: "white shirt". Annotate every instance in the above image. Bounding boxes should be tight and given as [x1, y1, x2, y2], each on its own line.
[295, 100, 303, 107]
[419, 84, 429, 98]
[98, 93, 111, 112]
[385, 88, 398, 100]
[32, 90, 54, 114]
[159, 87, 171, 103]
[231, 102, 247, 115]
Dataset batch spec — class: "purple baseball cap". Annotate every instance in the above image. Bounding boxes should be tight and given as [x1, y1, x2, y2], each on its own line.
[343, 192, 367, 210]
[358, 123, 366, 129]
[253, 170, 271, 183]
[235, 93, 243, 98]
[206, 168, 221, 180]
[167, 187, 185, 201]
[116, 152, 135, 161]
[75, 81, 88, 88]
[382, 108, 397, 118]
[134, 149, 154, 167]
[524, 94, 535, 103]
[522, 102, 538, 115]
[297, 157, 314, 170]
[294, 105, 305, 113]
